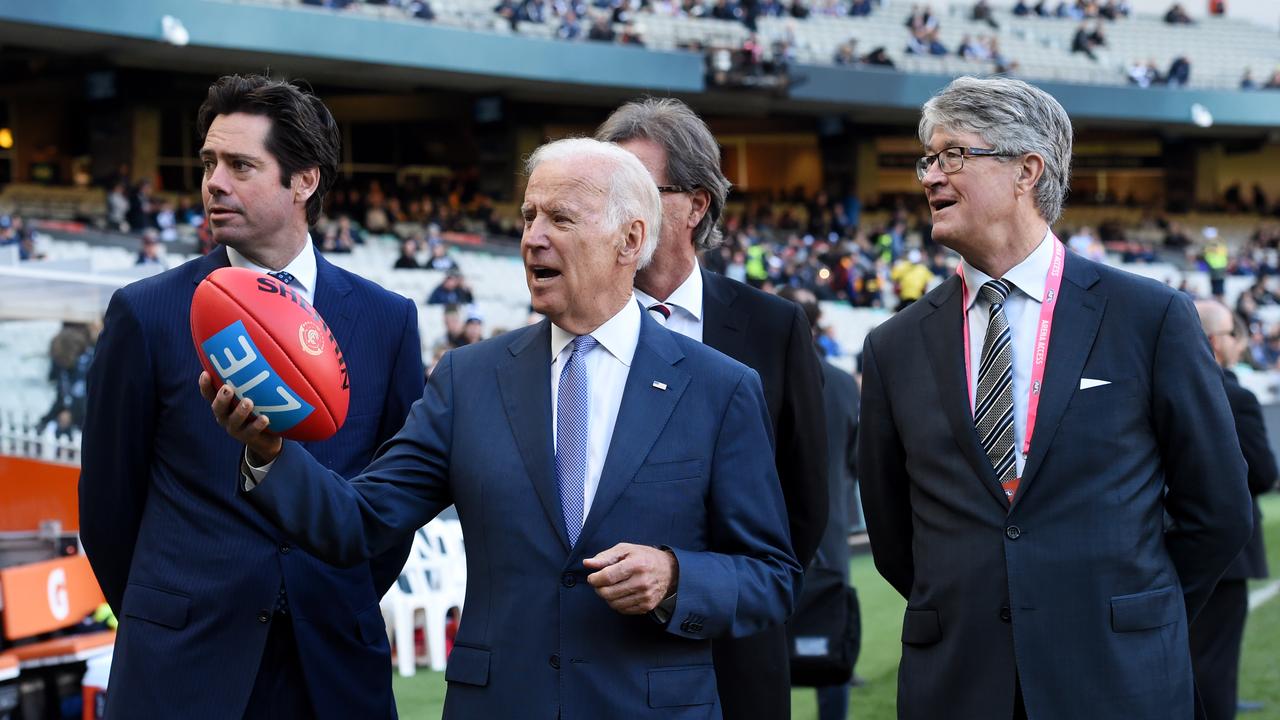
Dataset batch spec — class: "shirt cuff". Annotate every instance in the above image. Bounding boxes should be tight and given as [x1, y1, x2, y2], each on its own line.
[242, 448, 276, 491]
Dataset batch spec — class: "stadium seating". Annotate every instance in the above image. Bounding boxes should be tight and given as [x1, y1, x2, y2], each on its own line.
[273, 0, 1280, 90]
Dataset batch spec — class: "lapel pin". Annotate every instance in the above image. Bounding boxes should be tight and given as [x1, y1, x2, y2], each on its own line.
[652, 381, 668, 391]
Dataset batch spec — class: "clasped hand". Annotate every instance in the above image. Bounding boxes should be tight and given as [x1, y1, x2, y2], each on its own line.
[583, 543, 678, 615]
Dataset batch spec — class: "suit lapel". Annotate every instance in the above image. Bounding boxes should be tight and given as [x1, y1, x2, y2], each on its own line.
[311, 250, 356, 353]
[1011, 254, 1104, 510]
[188, 245, 232, 287]
[920, 275, 1009, 508]
[700, 269, 749, 360]
[495, 321, 569, 552]
[577, 313, 689, 552]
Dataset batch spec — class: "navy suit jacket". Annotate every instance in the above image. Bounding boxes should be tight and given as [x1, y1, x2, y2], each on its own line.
[242, 310, 802, 719]
[79, 245, 424, 719]
[858, 252, 1253, 720]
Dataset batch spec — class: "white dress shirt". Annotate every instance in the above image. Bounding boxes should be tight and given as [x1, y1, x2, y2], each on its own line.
[550, 297, 641, 523]
[226, 235, 318, 304]
[634, 264, 704, 342]
[961, 228, 1055, 477]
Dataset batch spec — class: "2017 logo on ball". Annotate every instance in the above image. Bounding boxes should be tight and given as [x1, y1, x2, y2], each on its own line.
[299, 321, 326, 356]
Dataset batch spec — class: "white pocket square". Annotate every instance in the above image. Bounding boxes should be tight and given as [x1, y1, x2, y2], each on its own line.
[1079, 378, 1111, 390]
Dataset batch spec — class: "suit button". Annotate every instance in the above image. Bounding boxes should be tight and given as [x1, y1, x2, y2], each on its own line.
[1000, 606, 1012, 623]
[561, 573, 576, 588]
[257, 610, 271, 624]
[279, 544, 291, 554]
[549, 654, 561, 670]
[1005, 526, 1021, 540]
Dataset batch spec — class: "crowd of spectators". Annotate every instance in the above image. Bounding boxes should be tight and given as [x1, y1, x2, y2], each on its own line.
[1012, 0, 1131, 20]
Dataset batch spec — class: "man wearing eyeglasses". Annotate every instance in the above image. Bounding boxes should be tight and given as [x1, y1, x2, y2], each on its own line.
[858, 76, 1251, 720]
[598, 98, 828, 720]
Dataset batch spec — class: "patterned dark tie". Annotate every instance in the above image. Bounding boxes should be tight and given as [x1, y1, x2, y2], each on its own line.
[974, 279, 1019, 502]
[647, 303, 671, 325]
[269, 270, 296, 287]
[556, 335, 597, 545]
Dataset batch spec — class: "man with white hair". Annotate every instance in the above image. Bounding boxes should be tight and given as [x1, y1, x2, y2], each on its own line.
[858, 76, 1251, 720]
[202, 137, 800, 718]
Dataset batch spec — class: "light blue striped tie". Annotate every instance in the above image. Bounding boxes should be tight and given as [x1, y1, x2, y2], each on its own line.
[556, 335, 597, 546]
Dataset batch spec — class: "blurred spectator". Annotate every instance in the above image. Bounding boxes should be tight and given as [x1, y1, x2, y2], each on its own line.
[41, 322, 96, 438]
[1072, 23, 1099, 61]
[1164, 2, 1192, 23]
[1126, 58, 1161, 87]
[394, 239, 422, 269]
[889, 247, 935, 310]
[1166, 55, 1191, 87]
[425, 243, 459, 271]
[126, 179, 156, 232]
[557, 10, 583, 38]
[971, 0, 998, 29]
[848, 0, 872, 16]
[1067, 226, 1097, 255]
[587, 15, 616, 40]
[862, 46, 896, 67]
[107, 182, 130, 231]
[1240, 68, 1256, 89]
[459, 311, 485, 346]
[427, 270, 475, 305]
[155, 200, 179, 242]
[833, 40, 859, 65]
[907, 27, 947, 55]
[407, 0, 436, 19]
[1013, 0, 1030, 14]
[135, 231, 164, 266]
[1266, 70, 1280, 90]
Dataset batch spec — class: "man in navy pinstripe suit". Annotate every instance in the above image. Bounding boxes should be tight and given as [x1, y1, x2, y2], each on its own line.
[80, 75, 423, 719]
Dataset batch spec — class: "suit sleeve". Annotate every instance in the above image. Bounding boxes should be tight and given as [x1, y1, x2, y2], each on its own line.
[244, 351, 455, 569]
[1230, 384, 1279, 497]
[365, 296, 427, 595]
[776, 302, 829, 567]
[79, 290, 157, 613]
[1153, 293, 1253, 621]
[856, 333, 915, 599]
[665, 369, 803, 640]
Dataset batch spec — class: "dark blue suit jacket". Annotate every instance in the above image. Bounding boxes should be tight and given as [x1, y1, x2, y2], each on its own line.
[79, 245, 424, 719]
[242, 310, 802, 719]
[858, 252, 1253, 720]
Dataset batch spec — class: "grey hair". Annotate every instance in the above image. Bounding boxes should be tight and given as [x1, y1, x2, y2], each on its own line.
[595, 97, 731, 251]
[918, 76, 1073, 225]
[525, 137, 662, 269]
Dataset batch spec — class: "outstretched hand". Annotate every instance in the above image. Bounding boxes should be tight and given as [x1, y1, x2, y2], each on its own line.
[198, 371, 284, 465]
[583, 543, 678, 615]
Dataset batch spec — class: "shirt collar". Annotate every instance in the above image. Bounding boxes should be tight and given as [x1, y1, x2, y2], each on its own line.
[961, 227, 1055, 310]
[550, 295, 641, 368]
[633, 264, 703, 322]
[225, 234, 318, 298]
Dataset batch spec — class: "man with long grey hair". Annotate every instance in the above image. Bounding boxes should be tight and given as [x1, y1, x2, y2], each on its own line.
[858, 76, 1251, 720]
[599, 98, 828, 720]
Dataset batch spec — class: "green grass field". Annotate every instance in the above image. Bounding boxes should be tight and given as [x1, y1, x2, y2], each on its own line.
[392, 494, 1280, 720]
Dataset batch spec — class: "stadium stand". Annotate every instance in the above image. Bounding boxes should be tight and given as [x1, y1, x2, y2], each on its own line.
[273, 0, 1280, 89]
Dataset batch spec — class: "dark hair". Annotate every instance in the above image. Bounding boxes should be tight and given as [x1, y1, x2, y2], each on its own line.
[197, 74, 339, 225]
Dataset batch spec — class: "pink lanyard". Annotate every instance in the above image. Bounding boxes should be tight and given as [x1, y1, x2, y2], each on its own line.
[960, 237, 1066, 456]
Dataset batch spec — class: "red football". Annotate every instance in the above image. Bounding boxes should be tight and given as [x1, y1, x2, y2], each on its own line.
[190, 267, 349, 441]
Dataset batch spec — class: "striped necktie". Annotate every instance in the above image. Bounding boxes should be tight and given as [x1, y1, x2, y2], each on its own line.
[974, 279, 1019, 502]
[647, 303, 671, 325]
[556, 334, 597, 545]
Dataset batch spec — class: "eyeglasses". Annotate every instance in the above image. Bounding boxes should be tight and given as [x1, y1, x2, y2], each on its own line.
[656, 185, 695, 194]
[916, 146, 1019, 182]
